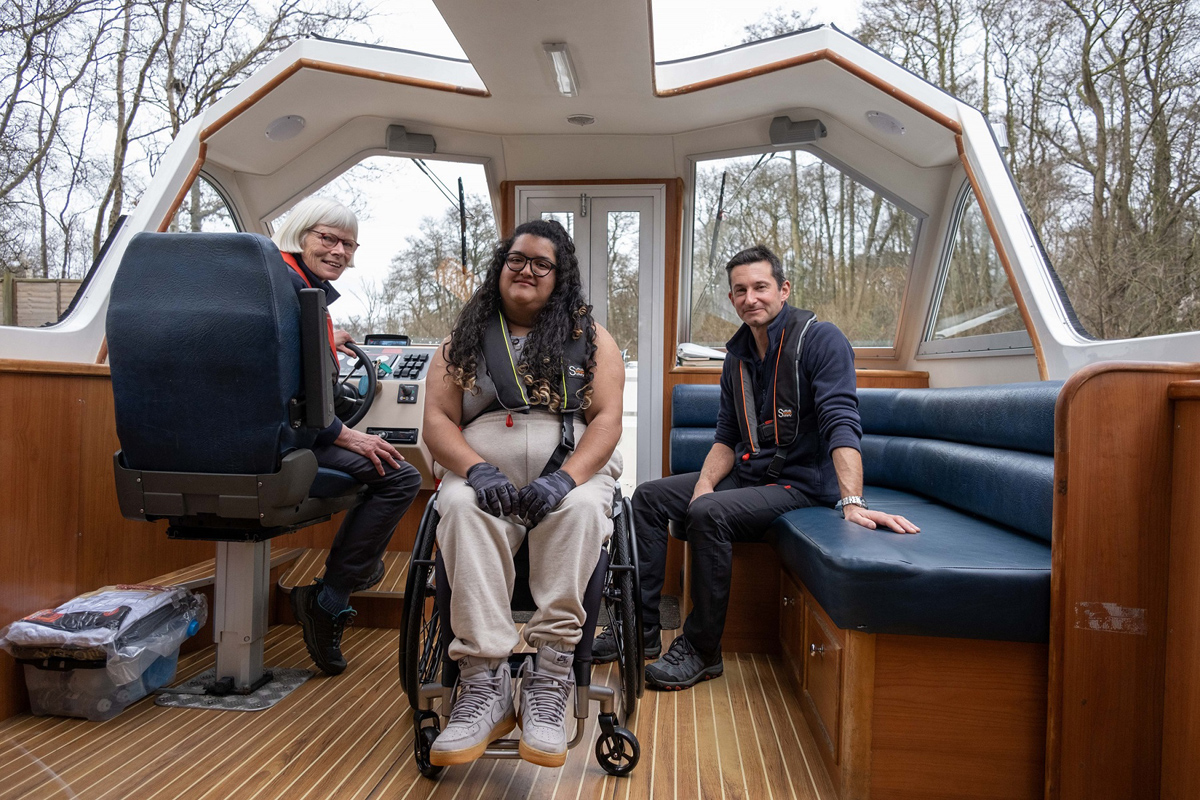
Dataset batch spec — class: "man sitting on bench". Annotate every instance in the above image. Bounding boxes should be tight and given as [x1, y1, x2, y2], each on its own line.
[595, 245, 917, 690]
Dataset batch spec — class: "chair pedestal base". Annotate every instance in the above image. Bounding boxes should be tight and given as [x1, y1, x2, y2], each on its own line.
[214, 540, 270, 691]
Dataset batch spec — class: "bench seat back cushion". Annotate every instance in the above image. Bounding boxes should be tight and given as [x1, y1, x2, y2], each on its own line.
[670, 384, 721, 475]
[770, 487, 1051, 642]
[857, 381, 1062, 455]
[861, 435, 1054, 543]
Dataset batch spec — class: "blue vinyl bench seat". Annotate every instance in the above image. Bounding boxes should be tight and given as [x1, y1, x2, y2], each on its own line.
[771, 487, 1050, 642]
[669, 380, 1061, 644]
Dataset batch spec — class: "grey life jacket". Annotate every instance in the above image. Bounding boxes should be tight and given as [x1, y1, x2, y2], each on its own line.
[732, 304, 818, 480]
[465, 309, 590, 476]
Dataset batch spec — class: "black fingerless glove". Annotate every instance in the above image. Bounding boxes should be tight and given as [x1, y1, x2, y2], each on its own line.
[465, 462, 519, 517]
[516, 469, 577, 526]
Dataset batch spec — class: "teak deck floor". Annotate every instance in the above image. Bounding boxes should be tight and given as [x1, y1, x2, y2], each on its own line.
[0, 626, 835, 800]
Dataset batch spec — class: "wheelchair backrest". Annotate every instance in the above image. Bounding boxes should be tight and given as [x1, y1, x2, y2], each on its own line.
[108, 232, 314, 474]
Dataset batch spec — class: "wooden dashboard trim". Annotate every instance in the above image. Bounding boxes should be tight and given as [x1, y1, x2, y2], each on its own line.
[0, 358, 111, 377]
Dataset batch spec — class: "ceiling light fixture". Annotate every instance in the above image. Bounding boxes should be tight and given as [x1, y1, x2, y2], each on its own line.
[866, 110, 906, 136]
[567, 114, 595, 126]
[543, 43, 578, 97]
[265, 115, 305, 142]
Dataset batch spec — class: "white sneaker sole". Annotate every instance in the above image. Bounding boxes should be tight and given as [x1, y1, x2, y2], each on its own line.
[518, 737, 568, 768]
[429, 713, 516, 766]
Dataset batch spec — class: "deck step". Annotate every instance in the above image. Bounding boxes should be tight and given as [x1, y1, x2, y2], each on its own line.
[147, 546, 306, 590]
[277, 548, 410, 598]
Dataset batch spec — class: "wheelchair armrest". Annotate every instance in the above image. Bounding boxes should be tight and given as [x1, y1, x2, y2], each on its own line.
[113, 448, 319, 525]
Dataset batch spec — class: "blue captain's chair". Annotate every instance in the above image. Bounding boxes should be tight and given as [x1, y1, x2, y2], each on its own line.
[107, 231, 369, 696]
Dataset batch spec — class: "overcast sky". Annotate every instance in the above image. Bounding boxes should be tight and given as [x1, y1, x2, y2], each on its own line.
[326, 1, 862, 325]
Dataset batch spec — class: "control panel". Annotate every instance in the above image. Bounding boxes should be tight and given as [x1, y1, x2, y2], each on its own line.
[339, 342, 439, 489]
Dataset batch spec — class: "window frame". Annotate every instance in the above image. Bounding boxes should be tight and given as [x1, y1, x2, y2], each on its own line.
[918, 180, 1033, 358]
[179, 172, 245, 233]
[681, 142, 925, 358]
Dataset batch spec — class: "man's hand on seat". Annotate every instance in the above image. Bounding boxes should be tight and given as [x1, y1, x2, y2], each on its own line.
[336, 426, 404, 475]
[843, 505, 920, 534]
[517, 469, 576, 526]
[466, 462, 520, 517]
[333, 328, 357, 357]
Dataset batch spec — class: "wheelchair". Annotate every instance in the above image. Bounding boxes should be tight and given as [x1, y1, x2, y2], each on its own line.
[398, 486, 644, 778]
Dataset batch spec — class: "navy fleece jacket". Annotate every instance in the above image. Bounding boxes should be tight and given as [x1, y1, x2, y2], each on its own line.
[713, 307, 862, 506]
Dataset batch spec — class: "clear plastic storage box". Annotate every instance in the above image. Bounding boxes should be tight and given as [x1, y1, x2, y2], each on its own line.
[0, 585, 207, 721]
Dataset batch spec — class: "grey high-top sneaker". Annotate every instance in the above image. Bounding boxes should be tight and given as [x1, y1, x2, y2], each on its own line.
[429, 658, 516, 766]
[517, 645, 576, 767]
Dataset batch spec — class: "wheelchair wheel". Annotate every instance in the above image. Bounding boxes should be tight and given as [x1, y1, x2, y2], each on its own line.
[606, 496, 644, 721]
[400, 496, 443, 708]
[596, 714, 640, 776]
[413, 711, 443, 779]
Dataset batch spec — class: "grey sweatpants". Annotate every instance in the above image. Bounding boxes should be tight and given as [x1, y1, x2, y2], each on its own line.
[435, 410, 621, 661]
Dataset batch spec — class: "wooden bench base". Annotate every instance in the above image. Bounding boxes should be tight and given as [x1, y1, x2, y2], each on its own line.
[780, 570, 1048, 800]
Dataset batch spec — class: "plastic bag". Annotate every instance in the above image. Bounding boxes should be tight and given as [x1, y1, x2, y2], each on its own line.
[0, 584, 208, 685]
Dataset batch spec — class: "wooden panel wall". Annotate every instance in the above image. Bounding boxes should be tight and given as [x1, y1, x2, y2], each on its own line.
[1047, 362, 1200, 800]
[1161, 382, 1200, 800]
[870, 635, 1048, 800]
[0, 370, 86, 722]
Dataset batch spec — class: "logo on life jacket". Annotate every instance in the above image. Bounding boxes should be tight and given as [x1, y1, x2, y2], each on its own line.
[567, 365, 586, 378]
[777, 408, 794, 419]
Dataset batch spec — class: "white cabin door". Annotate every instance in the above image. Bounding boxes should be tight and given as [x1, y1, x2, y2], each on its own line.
[517, 185, 667, 494]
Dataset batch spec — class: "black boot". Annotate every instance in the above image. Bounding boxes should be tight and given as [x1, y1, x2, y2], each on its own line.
[290, 581, 356, 675]
[592, 624, 662, 663]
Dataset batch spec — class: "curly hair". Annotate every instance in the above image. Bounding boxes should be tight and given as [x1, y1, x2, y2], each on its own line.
[445, 219, 596, 411]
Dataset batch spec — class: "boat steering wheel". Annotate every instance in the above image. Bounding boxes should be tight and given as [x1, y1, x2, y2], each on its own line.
[334, 342, 377, 428]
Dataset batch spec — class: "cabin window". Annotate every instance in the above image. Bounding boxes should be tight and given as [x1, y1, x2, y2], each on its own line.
[270, 156, 495, 344]
[919, 184, 1033, 356]
[687, 148, 919, 349]
[169, 176, 240, 233]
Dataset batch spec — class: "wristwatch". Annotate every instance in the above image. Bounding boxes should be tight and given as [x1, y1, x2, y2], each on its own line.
[835, 495, 868, 517]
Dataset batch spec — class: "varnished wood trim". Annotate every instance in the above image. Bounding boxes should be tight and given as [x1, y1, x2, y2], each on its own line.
[1161, 395, 1200, 799]
[95, 338, 107, 364]
[199, 59, 488, 144]
[855, 369, 929, 380]
[956, 135, 1047, 380]
[654, 47, 963, 136]
[157, 142, 209, 233]
[1168, 380, 1200, 400]
[0, 358, 110, 377]
[1047, 360, 1200, 800]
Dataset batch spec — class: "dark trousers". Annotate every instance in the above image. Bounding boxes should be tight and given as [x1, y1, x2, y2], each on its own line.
[633, 472, 812, 656]
[311, 444, 422, 594]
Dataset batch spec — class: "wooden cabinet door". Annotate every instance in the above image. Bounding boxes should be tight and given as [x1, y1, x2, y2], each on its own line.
[803, 602, 844, 763]
[779, 572, 804, 688]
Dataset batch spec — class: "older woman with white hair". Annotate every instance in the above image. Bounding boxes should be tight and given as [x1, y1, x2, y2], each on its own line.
[273, 196, 421, 677]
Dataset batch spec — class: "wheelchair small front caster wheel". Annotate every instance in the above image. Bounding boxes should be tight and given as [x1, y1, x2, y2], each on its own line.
[415, 724, 443, 779]
[595, 726, 640, 776]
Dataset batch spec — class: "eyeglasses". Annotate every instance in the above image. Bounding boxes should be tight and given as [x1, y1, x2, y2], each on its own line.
[504, 251, 556, 277]
[307, 229, 359, 254]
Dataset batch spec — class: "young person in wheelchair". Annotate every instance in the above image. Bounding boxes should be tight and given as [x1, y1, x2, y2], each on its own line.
[422, 219, 624, 767]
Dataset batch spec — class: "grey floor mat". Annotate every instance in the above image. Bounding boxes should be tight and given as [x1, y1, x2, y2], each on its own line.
[155, 667, 312, 711]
